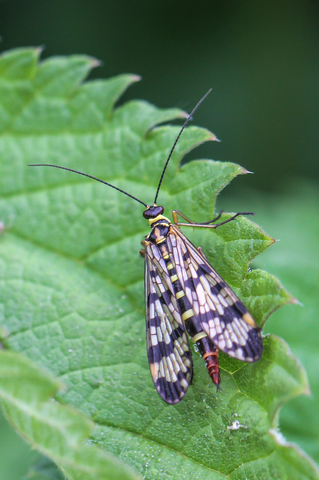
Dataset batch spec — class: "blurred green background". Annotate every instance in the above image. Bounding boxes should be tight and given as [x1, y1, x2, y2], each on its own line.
[0, 0, 318, 478]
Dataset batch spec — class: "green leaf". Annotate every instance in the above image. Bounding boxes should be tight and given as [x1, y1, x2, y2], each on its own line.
[0, 47, 317, 479]
[0, 350, 140, 480]
[227, 183, 319, 465]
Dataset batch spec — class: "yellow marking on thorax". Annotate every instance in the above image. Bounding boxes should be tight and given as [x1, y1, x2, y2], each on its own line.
[191, 331, 207, 343]
[182, 309, 194, 322]
[148, 214, 171, 226]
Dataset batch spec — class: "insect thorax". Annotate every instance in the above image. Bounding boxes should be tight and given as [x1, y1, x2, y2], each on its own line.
[143, 204, 172, 245]
[146, 218, 171, 245]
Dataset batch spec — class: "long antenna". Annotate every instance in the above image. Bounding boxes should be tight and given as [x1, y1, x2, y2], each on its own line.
[28, 164, 148, 207]
[153, 88, 212, 204]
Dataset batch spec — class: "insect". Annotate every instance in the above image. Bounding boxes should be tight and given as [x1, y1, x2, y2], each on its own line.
[29, 90, 263, 404]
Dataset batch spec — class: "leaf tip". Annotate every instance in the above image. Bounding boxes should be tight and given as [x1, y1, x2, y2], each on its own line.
[263, 233, 277, 246]
[240, 168, 254, 175]
[131, 74, 142, 83]
[89, 57, 103, 68]
[36, 45, 45, 57]
[178, 110, 189, 119]
[304, 383, 312, 396]
[207, 131, 220, 142]
[291, 296, 303, 306]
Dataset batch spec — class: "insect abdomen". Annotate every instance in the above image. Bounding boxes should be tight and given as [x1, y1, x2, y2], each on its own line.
[156, 235, 221, 389]
[195, 335, 220, 387]
[184, 315, 221, 388]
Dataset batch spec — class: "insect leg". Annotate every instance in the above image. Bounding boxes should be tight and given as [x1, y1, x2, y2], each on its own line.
[140, 239, 147, 257]
[172, 210, 195, 224]
[201, 210, 224, 224]
[173, 210, 254, 229]
[209, 212, 254, 229]
[172, 209, 224, 225]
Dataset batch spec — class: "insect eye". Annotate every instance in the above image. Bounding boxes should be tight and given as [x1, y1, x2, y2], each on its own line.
[143, 205, 164, 219]
[143, 210, 151, 219]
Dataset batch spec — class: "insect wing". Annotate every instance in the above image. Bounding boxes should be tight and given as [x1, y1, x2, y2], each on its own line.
[170, 226, 263, 363]
[144, 247, 193, 404]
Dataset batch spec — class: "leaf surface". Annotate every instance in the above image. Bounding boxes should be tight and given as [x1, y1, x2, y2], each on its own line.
[0, 350, 140, 480]
[0, 48, 317, 480]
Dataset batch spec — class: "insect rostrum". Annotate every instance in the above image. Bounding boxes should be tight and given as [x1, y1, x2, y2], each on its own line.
[29, 90, 263, 405]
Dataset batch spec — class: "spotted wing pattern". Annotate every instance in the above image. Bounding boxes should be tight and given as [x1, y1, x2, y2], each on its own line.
[169, 226, 263, 363]
[145, 249, 193, 404]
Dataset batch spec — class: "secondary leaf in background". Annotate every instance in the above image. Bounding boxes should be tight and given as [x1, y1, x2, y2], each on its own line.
[27, 454, 66, 480]
[222, 183, 319, 465]
[0, 47, 317, 479]
[0, 408, 32, 480]
[0, 350, 140, 480]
